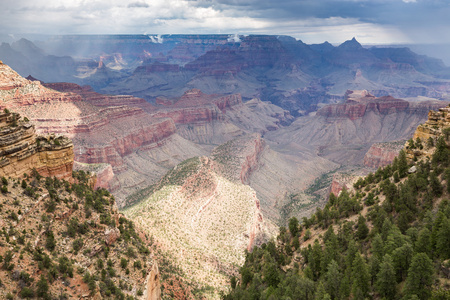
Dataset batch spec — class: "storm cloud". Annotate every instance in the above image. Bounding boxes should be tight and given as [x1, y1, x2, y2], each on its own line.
[0, 0, 448, 44]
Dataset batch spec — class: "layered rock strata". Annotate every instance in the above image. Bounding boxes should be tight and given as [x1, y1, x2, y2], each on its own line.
[405, 104, 450, 160]
[413, 105, 450, 141]
[0, 111, 73, 179]
[363, 141, 405, 169]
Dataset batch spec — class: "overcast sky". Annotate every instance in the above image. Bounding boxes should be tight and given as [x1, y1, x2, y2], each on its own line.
[1, 0, 449, 45]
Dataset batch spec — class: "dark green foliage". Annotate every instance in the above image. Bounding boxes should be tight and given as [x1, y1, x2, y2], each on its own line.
[324, 260, 341, 299]
[230, 276, 237, 289]
[288, 217, 299, 237]
[376, 254, 396, 299]
[72, 238, 83, 253]
[398, 150, 409, 177]
[430, 171, 443, 197]
[432, 136, 450, 167]
[355, 215, 369, 240]
[20, 287, 34, 298]
[36, 275, 49, 298]
[121, 258, 128, 269]
[416, 137, 423, 150]
[45, 199, 57, 212]
[436, 216, 450, 259]
[226, 129, 450, 299]
[45, 230, 56, 251]
[404, 253, 434, 299]
[133, 260, 142, 269]
[58, 256, 74, 278]
[392, 243, 413, 282]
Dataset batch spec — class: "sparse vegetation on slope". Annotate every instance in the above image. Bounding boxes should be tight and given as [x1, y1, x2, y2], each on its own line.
[0, 170, 155, 299]
[225, 114, 450, 299]
[123, 155, 276, 299]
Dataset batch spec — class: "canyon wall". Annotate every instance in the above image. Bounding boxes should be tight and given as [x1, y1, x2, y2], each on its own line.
[0, 111, 73, 180]
[363, 141, 404, 169]
[405, 104, 450, 160]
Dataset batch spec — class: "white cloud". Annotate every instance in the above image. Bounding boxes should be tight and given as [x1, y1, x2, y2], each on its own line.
[402, 0, 417, 3]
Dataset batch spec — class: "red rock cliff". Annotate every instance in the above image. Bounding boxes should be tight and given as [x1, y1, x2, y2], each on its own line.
[240, 136, 265, 185]
[363, 141, 404, 169]
[317, 90, 410, 120]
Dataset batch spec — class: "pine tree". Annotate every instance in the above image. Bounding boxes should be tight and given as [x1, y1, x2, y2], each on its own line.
[45, 230, 56, 251]
[404, 253, 434, 300]
[429, 171, 443, 197]
[375, 254, 395, 299]
[356, 215, 369, 240]
[310, 239, 323, 280]
[288, 217, 299, 237]
[415, 227, 432, 256]
[314, 281, 331, 300]
[432, 136, 450, 167]
[369, 255, 381, 286]
[36, 275, 49, 297]
[371, 233, 384, 260]
[436, 216, 450, 259]
[351, 252, 370, 298]
[398, 150, 408, 178]
[325, 260, 341, 299]
[391, 243, 413, 282]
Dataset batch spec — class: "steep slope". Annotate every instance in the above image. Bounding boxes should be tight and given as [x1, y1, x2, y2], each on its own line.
[0, 61, 306, 208]
[266, 90, 449, 165]
[0, 111, 160, 300]
[363, 141, 405, 168]
[0, 62, 208, 206]
[225, 104, 450, 300]
[0, 171, 160, 300]
[89, 35, 450, 115]
[121, 132, 338, 297]
[210, 134, 337, 222]
[123, 156, 277, 299]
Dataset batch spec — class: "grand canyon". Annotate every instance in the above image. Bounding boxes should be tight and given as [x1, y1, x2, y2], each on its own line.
[0, 33, 450, 299]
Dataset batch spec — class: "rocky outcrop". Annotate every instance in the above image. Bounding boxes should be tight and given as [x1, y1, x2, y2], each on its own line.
[363, 141, 405, 169]
[73, 161, 118, 191]
[317, 90, 410, 120]
[0, 63, 186, 201]
[405, 104, 450, 160]
[413, 105, 450, 141]
[240, 136, 265, 185]
[329, 173, 358, 197]
[145, 262, 162, 300]
[0, 111, 73, 180]
[151, 90, 243, 127]
[104, 227, 121, 245]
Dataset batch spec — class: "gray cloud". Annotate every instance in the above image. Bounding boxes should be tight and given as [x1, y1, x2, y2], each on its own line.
[0, 0, 447, 45]
[128, 2, 150, 8]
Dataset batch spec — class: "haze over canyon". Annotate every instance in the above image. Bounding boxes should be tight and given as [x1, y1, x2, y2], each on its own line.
[0, 33, 449, 298]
